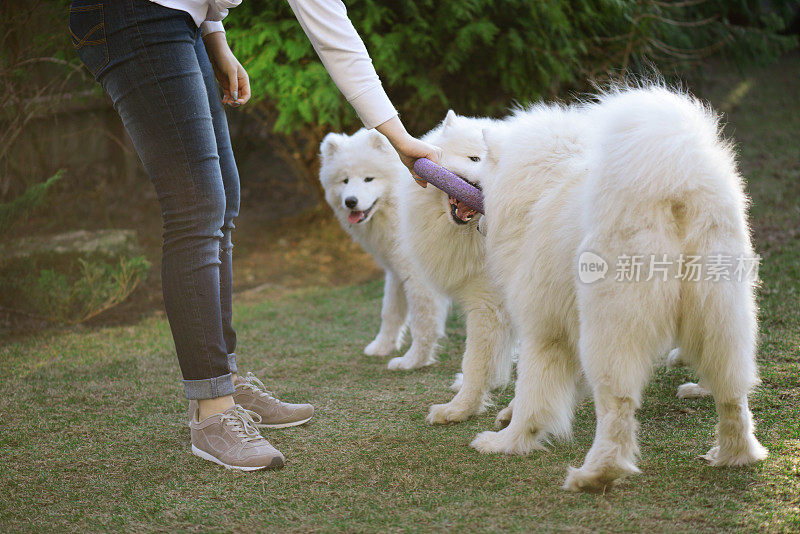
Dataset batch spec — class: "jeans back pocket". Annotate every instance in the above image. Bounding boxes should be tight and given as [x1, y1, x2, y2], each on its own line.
[69, 3, 109, 78]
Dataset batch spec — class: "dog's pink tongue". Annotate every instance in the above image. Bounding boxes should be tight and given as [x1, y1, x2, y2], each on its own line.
[348, 211, 363, 224]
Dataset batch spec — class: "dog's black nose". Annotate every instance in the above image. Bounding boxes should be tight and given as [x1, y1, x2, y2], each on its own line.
[344, 196, 358, 209]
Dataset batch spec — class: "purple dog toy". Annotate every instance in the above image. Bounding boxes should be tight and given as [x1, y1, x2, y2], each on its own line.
[412, 158, 485, 214]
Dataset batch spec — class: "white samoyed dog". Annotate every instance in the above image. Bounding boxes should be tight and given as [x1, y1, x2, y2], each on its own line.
[457, 86, 767, 491]
[319, 128, 449, 370]
[397, 112, 517, 425]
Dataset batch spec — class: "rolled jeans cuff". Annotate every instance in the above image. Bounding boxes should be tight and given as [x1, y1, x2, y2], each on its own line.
[227, 353, 237, 374]
[183, 372, 235, 400]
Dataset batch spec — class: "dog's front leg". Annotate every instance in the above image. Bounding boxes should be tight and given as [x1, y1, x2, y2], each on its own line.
[365, 270, 408, 357]
[388, 276, 447, 370]
[426, 303, 506, 424]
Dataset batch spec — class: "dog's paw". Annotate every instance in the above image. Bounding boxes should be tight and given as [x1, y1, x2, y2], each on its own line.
[562, 463, 638, 493]
[470, 431, 505, 454]
[701, 440, 768, 466]
[387, 347, 436, 371]
[425, 402, 474, 425]
[364, 336, 396, 357]
[387, 354, 429, 371]
[562, 466, 612, 493]
[700, 446, 722, 466]
[676, 382, 711, 399]
[470, 428, 545, 455]
[449, 373, 463, 392]
[666, 348, 684, 368]
[495, 404, 513, 429]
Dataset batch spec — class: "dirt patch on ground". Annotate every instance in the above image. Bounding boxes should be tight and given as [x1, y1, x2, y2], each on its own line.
[233, 205, 383, 298]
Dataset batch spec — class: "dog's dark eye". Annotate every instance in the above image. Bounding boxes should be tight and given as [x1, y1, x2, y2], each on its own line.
[364, 177, 374, 182]
[343, 178, 349, 184]
[469, 156, 481, 162]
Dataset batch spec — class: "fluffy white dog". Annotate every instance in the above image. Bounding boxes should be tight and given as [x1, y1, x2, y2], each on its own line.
[458, 86, 767, 491]
[397, 112, 516, 424]
[319, 129, 449, 370]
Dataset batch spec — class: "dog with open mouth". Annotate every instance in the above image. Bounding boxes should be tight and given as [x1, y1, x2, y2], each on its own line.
[396, 110, 516, 425]
[319, 128, 450, 371]
[447, 178, 482, 225]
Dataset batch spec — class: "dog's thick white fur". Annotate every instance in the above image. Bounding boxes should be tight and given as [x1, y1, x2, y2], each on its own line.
[459, 86, 767, 491]
[319, 129, 449, 370]
[397, 112, 516, 424]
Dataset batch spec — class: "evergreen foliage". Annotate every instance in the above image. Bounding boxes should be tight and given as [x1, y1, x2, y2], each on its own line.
[0, 170, 64, 231]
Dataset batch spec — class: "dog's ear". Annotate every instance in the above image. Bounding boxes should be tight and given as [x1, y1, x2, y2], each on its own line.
[368, 130, 391, 152]
[481, 128, 491, 148]
[443, 109, 457, 130]
[482, 128, 499, 164]
[320, 133, 341, 159]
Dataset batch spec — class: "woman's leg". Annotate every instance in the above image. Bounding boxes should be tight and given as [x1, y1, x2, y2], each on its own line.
[84, 0, 233, 401]
[195, 35, 240, 378]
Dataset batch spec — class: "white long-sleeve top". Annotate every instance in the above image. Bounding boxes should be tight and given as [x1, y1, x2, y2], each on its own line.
[148, 0, 397, 129]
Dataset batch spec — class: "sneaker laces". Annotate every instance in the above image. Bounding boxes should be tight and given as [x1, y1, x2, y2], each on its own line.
[219, 406, 264, 442]
[238, 372, 279, 401]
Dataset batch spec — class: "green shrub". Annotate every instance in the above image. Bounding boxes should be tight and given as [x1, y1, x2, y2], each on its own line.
[0, 170, 64, 229]
[3, 255, 151, 324]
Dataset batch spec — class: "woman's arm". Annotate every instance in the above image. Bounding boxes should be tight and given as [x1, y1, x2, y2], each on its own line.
[287, 0, 395, 129]
[288, 0, 440, 182]
[375, 116, 440, 187]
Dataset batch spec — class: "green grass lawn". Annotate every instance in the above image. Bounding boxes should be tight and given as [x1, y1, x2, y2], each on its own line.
[1, 55, 798, 532]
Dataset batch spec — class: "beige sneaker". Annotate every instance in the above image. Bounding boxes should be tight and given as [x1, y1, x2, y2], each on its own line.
[189, 405, 285, 471]
[234, 372, 314, 429]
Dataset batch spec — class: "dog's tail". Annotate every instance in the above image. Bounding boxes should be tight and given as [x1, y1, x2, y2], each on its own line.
[585, 85, 748, 237]
[583, 85, 759, 397]
[585, 84, 754, 265]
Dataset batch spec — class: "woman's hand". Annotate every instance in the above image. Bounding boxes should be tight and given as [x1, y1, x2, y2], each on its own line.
[203, 31, 250, 107]
[376, 115, 442, 188]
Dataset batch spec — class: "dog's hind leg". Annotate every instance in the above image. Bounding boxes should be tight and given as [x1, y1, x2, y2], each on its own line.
[563, 270, 678, 492]
[472, 333, 579, 455]
[365, 270, 408, 357]
[680, 275, 767, 466]
[563, 349, 650, 491]
[388, 277, 448, 370]
[426, 297, 511, 424]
